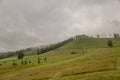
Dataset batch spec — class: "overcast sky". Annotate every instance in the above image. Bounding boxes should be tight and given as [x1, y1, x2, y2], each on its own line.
[0, 0, 120, 51]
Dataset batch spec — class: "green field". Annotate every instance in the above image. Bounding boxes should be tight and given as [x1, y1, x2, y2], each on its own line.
[0, 38, 120, 80]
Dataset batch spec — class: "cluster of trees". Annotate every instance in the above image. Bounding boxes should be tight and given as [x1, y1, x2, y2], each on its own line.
[37, 38, 74, 54]
[0, 38, 73, 60]
[16, 48, 33, 59]
[114, 33, 120, 38]
[13, 60, 31, 66]
[16, 50, 24, 59]
[14, 37, 74, 59]
[12, 57, 47, 66]
[96, 33, 120, 38]
[0, 48, 32, 59]
[0, 51, 16, 59]
[107, 33, 120, 47]
[1, 33, 119, 60]
[37, 57, 47, 64]
[75, 34, 90, 40]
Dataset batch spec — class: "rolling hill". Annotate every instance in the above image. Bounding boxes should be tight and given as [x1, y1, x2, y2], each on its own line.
[0, 37, 120, 80]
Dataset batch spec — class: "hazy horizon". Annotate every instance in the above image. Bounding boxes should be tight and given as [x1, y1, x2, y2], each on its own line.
[0, 0, 120, 52]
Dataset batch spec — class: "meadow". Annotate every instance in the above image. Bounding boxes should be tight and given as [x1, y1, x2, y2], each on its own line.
[0, 38, 120, 80]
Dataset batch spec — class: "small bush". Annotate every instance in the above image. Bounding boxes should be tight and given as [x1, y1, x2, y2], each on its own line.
[25, 61, 27, 65]
[44, 57, 47, 62]
[13, 62, 17, 66]
[17, 51, 24, 59]
[21, 61, 24, 65]
[37, 57, 41, 64]
[29, 60, 31, 64]
[108, 40, 113, 47]
[70, 52, 77, 54]
[38, 60, 41, 64]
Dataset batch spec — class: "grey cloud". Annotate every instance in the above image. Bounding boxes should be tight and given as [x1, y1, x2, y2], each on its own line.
[0, 0, 120, 51]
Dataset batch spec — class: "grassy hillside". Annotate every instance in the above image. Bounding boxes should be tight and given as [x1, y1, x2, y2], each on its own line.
[0, 38, 120, 80]
[60, 38, 120, 49]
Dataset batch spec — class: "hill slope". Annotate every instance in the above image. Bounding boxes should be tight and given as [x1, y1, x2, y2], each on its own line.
[0, 38, 120, 80]
[60, 38, 120, 49]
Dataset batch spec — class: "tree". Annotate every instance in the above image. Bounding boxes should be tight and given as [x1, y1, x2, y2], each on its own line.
[37, 48, 41, 55]
[13, 62, 17, 66]
[37, 57, 41, 64]
[114, 33, 117, 38]
[25, 60, 27, 65]
[117, 33, 120, 38]
[28, 60, 31, 64]
[108, 40, 113, 47]
[114, 33, 120, 38]
[17, 51, 24, 59]
[21, 61, 24, 65]
[44, 57, 47, 62]
[97, 34, 100, 38]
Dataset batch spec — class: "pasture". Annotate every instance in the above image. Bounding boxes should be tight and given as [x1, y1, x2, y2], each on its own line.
[0, 38, 120, 80]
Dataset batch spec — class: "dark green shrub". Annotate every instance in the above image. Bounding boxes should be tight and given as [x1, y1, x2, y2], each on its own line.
[29, 60, 31, 64]
[13, 62, 17, 66]
[44, 57, 47, 62]
[21, 61, 24, 65]
[17, 51, 24, 59]
[25, 61, 27, 65]
[70, 52, 77, 54]
[108, 40, 113, 47]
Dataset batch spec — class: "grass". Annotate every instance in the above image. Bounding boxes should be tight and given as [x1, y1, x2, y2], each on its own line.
[0, 38, 120, 80]
[60, 38, 120, 49]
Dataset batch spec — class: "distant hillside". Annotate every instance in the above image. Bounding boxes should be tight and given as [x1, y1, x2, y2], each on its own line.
[0, 37, 74, 59]
[60, 38, 120, 49]
[1, 36, 120, 80]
